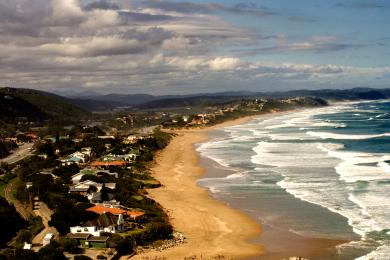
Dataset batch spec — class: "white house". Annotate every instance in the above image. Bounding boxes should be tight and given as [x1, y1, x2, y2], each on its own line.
[43, 233, 54, 246]
[71, 168, 118, 184]
[60, 148, 92, 166]
[70, 213, 125, 237]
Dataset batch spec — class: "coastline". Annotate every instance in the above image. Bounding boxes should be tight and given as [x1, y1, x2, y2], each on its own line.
[130, 111, 352, 259]
[129, 115, 263, 260]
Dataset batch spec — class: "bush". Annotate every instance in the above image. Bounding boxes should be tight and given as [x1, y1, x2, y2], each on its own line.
[38, 241, 66, 260]
[49, 203, 98, 235]
[0, 197, 27, 247]
[59, 237, 82, 254]
[0, 248, 39, 260]
[74, 255, 92, 260]
[108, 234, 135, 255]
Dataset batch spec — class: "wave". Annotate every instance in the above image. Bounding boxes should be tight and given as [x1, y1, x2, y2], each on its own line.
[307, 131, 390, 140]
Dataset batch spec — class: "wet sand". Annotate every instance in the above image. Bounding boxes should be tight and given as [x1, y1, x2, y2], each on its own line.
[131, 114, 351, 259]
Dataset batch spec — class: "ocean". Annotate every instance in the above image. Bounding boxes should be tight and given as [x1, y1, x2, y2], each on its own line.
[196, 100, 390, 259]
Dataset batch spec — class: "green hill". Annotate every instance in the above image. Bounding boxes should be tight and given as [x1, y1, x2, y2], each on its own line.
[0, 87, 89, 122]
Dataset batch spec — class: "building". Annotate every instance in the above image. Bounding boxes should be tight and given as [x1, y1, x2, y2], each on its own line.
[86, 205, 145, 221]
[43, 233, 54, 246]
[71, 168, 118, 184]
[90, 160, 127, 169]
[66, 233, 109, 249]
[70, 212, 125, 237]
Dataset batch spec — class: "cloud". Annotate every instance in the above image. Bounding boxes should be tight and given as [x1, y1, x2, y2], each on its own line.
[0, 0, 387, 94]
[83, 0, 120, 11]
[140, 1, 276, 17]
[141, 0, 213, 14]
[209, 57, 243, 71]
[335, 2, 388, 9]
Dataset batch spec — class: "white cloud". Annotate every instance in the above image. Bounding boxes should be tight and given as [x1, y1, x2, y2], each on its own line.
[209, 57, 242, 71]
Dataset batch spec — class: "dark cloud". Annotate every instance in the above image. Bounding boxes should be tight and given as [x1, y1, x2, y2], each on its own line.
[118, 11, 175, 23]
[141, 1, 276, 16]
[141, 0, 213, 14]
[216, 2, 277, 16]
[335, 2, 388, 9]
[83, 0, 120, 11]
[235, 42, 361, 55]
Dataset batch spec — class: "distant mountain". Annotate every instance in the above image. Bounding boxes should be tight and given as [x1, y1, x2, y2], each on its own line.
[9, 87, 389, 113]
[0, 87, 89, 122]
[266, 88, 390, 100]
[69, 91, 263, 111]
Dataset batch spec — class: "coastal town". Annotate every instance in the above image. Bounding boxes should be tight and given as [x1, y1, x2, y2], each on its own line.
[0, 89, 328, 259]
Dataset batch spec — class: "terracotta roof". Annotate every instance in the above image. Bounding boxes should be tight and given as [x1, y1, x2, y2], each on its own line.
[87, 205, 145, 219]
[90, 160, 126, 167]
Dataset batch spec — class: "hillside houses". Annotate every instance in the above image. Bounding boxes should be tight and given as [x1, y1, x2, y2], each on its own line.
[69, 212, 126, 237]
[60, 147, 92, 166]
[71, 168, 118, 184]
[86, 205, 145, 222]
[69, 180, 116, 203]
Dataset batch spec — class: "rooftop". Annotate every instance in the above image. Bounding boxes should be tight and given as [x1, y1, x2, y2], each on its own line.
[87, 205, 145, 219]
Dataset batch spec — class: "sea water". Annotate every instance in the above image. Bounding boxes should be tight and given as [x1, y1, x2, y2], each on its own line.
[197, 100, 390, 259]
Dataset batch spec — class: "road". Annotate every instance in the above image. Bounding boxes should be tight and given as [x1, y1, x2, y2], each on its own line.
[0, 143, 34, 165]
[32, 202, 59, 250]
[4, 178, 32, 220]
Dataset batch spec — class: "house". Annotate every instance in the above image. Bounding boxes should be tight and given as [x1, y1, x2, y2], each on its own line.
[89, 191, 115, 204]
[70, 212, 125, 237]
[43, 233, 54, 246]
[102, 154, 137, 163]
[86, 205, 145, 221]
[23, 242, 32, 250]
[61, 151, 89, 166]
[25, 182, 33, 189]
[71, 168, 118, 184]
[69, 180, 116, 196]
[90, 160, 127, 169]
[123, 135, 141, 144]
[85, 236, 110, 249]
[66, 233, 91, 246]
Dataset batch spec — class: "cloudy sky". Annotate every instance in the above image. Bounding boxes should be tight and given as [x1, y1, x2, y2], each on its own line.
[1, 0, 389, 95]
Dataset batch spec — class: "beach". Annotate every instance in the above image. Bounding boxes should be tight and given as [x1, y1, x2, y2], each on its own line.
[130, 117, 262, 259]
[130, 113, 357, 259]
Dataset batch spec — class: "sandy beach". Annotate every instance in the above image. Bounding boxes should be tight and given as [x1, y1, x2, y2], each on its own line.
[129, 114, 350, 260]
[129, 116, 263, 260]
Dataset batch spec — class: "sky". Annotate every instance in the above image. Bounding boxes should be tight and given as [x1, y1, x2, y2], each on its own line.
[0, 0, 389, 95]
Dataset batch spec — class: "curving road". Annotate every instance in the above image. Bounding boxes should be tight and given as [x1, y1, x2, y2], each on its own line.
[0, 143, 34, 165]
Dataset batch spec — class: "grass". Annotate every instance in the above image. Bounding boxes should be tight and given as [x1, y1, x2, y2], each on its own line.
[119, 228, 144, 238]
[0, 181, 6, 198]
[134, 179, 160, 185]
[131, 195, 144, 201]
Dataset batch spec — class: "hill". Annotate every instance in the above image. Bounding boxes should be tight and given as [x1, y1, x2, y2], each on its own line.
[0, 87, 89, 122]
[68, 87, 390, 111]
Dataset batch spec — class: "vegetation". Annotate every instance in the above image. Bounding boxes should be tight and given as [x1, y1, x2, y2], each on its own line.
[0, 197, 27, 247]
[0, 87, 89, 121]
[49, 203, 98, 235]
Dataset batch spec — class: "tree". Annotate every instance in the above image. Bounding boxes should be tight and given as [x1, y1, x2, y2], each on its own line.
[0, 162, 11, 174]
[108, 234, 134, 255]
[49, 203, 98, 235]
[59, 237, 82, 254]
[38, 241, 66, 260]
[14, 230, 33, 248]
[0, 197, 27, 247]
[0, 248, 39, 260]
[74, 255, 92, 260]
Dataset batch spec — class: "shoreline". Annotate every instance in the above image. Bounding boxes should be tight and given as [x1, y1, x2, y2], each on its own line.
[129, 115, 262, 260]
[130, 109, 352, 259]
